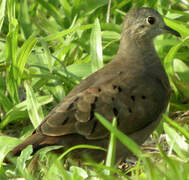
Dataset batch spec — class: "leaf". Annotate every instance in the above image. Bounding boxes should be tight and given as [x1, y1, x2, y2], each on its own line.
[24, 81, 44, 128]
[174, 59, 189, 84]
[17, 145, 33, 169]
[163, 114, 189, 140]
[164, 39, 188, 76]
[66, 63, 91, 78]
[37, 145, 64, 161]
[95, 113, 142, 157]
[0, 136, 21, 167]
[37, 0, 63, 26]
[90, 18, 103, 73]
[58, 144, 105, 161]
[19, 0, 32, 38]
[0, 95, 53, 129]
[102, 31, 120, 40]
[0, 0, 6, 32]
[164, 37, 189, 97]
[0, 91, 14, 112]
[105, 117, 117, 175]
[39, 38, 53, 72]
[45, 24, 93, 41]
[84, 0, 109, 14]
[164, 122, 189, 160]
[16, 145, 34, 180]
[15, 37, 37, 85]
[6, 18, 19, 103]
[70, 166, 88, 179]
[171, 75, 189, 99]
[60, 0, 72, 22]
[164, 18, 189, 37]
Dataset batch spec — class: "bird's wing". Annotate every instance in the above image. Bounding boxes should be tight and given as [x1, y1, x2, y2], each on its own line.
[36, 66, 169, 140]
[37, 78, 120, 139]
[65, 60, 121, 99]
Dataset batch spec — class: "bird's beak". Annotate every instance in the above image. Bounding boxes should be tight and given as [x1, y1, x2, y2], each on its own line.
[162, 25, 181, 37]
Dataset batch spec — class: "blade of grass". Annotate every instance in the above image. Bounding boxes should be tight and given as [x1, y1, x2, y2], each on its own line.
[164, 37, 189, 98]
[15, 37, 37, 85]
[0, 0, 6, 32]
[171, 75, 189, 99]
[24, 81, 44, 128]
[37, 0, 63, 26]
[157, 143, 182, 179]
[164, 38, 189, 76]
[163, 122, 189, 159]
[6, 18, 19, 103]
[0, 91, 14, 112]
[95, 113, 142, 157]
[164, 18, 189, 37]
[39, 38, 53, 72]
[90, 18, 103, 73]
[58, 144, 106, 161]
[19, 0, 32, 38]
[44, 24, 93, 41]
[105, 117, 117, 175]
[0, 94, 51, 129]
[163, 114, 189, 140]
[0, 136, 21, 167]
[16, 145, 34, 180]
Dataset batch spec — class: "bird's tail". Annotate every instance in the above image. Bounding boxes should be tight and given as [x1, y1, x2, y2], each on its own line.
[10, 133, 46, 156]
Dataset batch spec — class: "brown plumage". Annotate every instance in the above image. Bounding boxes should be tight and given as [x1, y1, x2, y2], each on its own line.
[10, 8, 180, 162]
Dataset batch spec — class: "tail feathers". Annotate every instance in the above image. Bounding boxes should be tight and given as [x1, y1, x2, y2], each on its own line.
[10, 133, 46, 156]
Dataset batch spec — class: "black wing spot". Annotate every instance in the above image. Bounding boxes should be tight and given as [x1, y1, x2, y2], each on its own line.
[118, 86, 122, 92]
[140, 25, 145, 29]
[90, 113, 94, 121]
[113, 85, 117, 89]
[62, 117, 69, 125]
[91, 121, 98, 134]
[128, 107, 132, 113]
[141, 95, 146, 99]
[90, 96, 98, 120]
[117, 117, 120, 126]
[67, 103, 74, 110]
[98, 88, 101, 92]
[74, 97, 79, 102]
[113, 107, 119, 116]
[131, 95, 135, 101]
[94, 96, 98, 103]
[112, 85, 122, 92]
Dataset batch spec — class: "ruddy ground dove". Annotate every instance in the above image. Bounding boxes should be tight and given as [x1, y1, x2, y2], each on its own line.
[10, 8, 180, 162]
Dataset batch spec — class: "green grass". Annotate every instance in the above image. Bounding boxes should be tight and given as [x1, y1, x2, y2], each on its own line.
[0, 0, 189, 179]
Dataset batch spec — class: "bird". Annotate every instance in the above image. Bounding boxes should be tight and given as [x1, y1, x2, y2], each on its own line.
[10, 7, 180, 163]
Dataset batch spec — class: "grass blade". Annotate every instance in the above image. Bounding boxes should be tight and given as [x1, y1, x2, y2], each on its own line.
[95, 113, 142, 157]
[90, 18, 103, 73]
[24, 81, 44, 128]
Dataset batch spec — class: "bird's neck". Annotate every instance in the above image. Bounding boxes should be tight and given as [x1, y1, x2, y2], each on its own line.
[116, 35, 158, 65]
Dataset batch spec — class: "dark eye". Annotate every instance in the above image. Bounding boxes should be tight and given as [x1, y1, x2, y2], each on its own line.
[147, 16, 156, 25]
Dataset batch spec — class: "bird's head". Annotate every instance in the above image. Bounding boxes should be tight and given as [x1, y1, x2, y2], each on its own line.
[122, 8, 180, 41]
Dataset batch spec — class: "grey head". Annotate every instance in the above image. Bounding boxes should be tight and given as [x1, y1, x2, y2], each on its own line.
[122, 8, 180, 41]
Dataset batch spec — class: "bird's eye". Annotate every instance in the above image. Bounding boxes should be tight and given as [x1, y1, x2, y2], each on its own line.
[147, 16, 156, 25]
